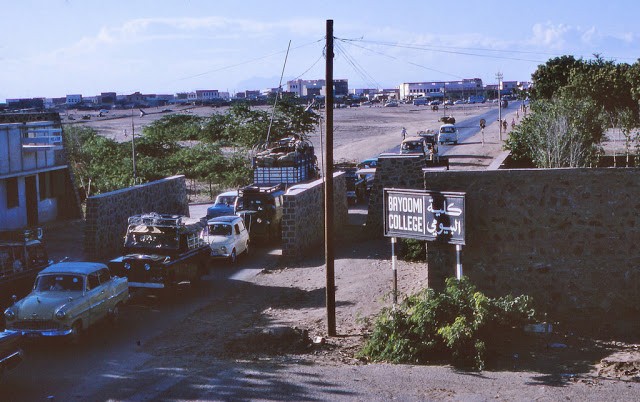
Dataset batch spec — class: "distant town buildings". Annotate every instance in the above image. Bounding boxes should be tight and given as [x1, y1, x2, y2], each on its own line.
[1, 76, 531, 111]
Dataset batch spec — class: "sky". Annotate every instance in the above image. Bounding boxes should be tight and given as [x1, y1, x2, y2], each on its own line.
[2, 0, 640, 100]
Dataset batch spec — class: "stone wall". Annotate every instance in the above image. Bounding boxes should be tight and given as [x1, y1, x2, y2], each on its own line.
[84, 175, 189, 259]
[368, 162, 640, 332]
[281, 172, 348, 260]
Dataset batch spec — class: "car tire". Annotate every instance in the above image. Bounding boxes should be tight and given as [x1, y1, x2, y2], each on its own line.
[69, 321, 84, 345]
[229, 249, 237, 264]
[109, 303, 121, 326]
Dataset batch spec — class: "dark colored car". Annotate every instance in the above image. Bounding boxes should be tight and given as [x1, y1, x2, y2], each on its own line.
[0, 330, 23, 378]
[236, 184, 285, 243]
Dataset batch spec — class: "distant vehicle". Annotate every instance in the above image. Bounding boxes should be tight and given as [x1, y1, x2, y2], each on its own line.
[206, 190, 239, 220]
[99, 109, 109, 114]
[4, 262, 128, 342]
[444, 100, 453, 106]
[384, 101, 398, 107]
[438, 124, 459, 145]
[334, 163, 367, 205]
[413, 98, 428, 106]
[453, 100, 465, 105]
[401, 136, 429, 155]
[429, 100, 441, 106]
[203, 215, 250, 264]
[357, 157, 378, 169]
[467, 95, 485, 104]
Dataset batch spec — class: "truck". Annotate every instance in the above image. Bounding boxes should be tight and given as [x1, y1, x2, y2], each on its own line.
[0, 228, 50, 321]
[235, 183, 286, 243]
[252, 136, 318, 185]
[108, 213, 210, 290]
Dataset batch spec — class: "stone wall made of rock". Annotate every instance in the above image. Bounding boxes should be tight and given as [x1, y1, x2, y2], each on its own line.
[422, 168, 640, 332]
[84, 175, 189, 260]
[281, 172, 347, 260]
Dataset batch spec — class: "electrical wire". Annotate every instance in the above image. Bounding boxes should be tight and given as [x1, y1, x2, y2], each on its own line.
[335, 40, 381, 89]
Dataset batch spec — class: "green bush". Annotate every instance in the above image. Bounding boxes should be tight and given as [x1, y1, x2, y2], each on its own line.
[358, 277, 536, 370]
[399, 238, 426, 261]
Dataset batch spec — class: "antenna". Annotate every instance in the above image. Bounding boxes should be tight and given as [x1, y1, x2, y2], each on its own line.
[265, 40, 292, 146]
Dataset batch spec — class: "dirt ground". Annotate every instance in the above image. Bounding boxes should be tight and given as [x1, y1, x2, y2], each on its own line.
[71, 103, 640, 393]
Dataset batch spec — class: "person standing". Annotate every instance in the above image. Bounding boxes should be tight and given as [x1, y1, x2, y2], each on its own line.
[401, 127, 407, 140]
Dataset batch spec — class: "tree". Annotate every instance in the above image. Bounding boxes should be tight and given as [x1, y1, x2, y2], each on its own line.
[504, 97, 607, 168]
[530, 55, 583, 100]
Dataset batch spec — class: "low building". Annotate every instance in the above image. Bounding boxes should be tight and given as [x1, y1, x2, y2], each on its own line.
[0, 113, 80, 230]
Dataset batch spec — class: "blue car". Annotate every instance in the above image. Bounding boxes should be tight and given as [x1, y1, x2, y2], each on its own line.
[206, 190, 239, 219]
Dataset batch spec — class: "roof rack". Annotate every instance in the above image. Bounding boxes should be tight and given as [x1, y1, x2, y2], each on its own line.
[127, 213, 184, 229]
[239, 183, 285, 196]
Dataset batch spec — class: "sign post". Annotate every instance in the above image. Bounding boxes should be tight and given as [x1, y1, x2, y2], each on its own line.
[383, 188, 466, 294]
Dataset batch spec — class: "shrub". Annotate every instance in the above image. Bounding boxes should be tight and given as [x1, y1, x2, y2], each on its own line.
[398, 238, 425, 261]
[358, 277, 536, 370]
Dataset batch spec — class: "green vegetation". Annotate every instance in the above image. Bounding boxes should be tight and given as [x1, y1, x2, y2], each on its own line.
[358, 277, 536, 370]
[63, 100, 319, 199]
[506, 55, 640, 167]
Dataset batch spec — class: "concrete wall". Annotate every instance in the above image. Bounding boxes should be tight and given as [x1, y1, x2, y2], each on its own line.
[281, 172, 348, 259]
[84, 175, 189, 259]
[367, 160, 640, 331]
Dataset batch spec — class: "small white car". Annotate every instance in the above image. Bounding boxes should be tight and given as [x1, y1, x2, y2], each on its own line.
[204, 215, 250, 264]
[438, 124, 459, 145]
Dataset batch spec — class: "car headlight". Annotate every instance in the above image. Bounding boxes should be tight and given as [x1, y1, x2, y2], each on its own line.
[55, 308, 66, 320]
[4, 308, 15, 321]
[256, 218, 263, 224]
[220, 246, 227, 253]
[144, 263, 151, 271]
[124, 262, 131, 270]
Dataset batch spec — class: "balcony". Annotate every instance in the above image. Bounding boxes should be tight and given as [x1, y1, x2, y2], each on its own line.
[21, 128, 63, 151]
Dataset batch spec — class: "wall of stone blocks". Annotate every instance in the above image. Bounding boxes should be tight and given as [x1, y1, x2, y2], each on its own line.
[84, 175, 189, 260]
[369, 164, 640, 332]
[281, 172, 348, 260]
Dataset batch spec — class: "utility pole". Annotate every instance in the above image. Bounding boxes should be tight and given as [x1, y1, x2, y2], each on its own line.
[496, 72, 503, 141]
[131, 107, 137, 183]
[324, 19, 336, 337]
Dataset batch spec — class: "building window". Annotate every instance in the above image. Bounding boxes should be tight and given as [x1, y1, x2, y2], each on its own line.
[6, 178, 19, 208]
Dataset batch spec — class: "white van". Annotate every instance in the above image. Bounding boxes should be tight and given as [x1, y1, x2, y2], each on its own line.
[438, 124, 459, 145]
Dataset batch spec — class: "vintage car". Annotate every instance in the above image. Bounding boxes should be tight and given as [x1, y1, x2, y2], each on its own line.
[109, 213, 210, 289]
[0, 228, 51, 320]
[236, 184, 285, 243]
[0, 330, 23, 378]
[3, 262, 128, 341]
[438, 123, 459, 145]
[204, 215, 250, 263]
[206, 190, 239, 220]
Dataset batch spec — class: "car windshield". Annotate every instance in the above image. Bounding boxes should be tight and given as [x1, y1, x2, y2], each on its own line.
[441, 126, 455, 133]
[215, 196, 235, 206]
[35, 274, 84, 292]
[125, 228, 178, 249]
[208, 224, 232, 236]
[402, 142, 424, 152]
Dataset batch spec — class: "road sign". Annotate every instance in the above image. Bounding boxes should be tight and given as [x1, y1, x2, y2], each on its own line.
[479, 118, 486, 128]
[383, 188, 465, 245]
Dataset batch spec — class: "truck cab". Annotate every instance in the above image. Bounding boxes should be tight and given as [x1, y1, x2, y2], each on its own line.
[235, 184, 285, 243]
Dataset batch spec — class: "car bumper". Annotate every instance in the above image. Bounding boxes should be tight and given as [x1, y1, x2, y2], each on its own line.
[6, 328, 73, 338]
[210, 250, 231, 259]
[128, 282, 165, 289]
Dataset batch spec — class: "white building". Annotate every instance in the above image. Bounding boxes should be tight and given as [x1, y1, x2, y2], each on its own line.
[399, 79, 484, 100]
[65, 94, 82, 105]
[0, 113, 78, 229]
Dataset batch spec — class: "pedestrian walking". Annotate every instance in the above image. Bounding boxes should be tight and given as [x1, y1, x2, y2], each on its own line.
[401, 127, 407, 140]
[511, 118, 516, 130]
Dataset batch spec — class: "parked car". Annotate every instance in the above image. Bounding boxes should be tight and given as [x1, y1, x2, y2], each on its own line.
[204, 215, 250, 264]
[206, 190, 239, 219]
[438, 124, 459, 145]
[0, 330, 23, 378]
[357, 157, 378, 169]
[453, 100, 466, 105]
[384, 101, 398, 107]
[4, 262, 128, 342]
[413, 98, 428, 106]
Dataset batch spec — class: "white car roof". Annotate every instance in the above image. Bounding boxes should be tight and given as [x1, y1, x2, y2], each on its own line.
[40, 261, 108, 275]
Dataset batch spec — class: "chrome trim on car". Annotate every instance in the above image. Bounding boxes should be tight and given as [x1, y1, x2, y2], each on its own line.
[128, 282, 165, 289]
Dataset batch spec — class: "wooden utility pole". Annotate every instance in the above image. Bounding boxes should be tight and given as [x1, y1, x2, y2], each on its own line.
[324, 19, 336, 336]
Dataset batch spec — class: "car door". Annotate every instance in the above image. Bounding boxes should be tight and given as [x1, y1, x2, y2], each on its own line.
[86, 271, 107, 325]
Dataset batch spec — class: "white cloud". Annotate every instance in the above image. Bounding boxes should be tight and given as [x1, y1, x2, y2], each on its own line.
[529, 22, 570, 49]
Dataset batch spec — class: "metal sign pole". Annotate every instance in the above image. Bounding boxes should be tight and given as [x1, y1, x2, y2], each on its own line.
[391, 237, 398, 304]
[456, 244, 463, 279]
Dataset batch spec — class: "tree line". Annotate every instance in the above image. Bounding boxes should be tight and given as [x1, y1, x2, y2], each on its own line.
[63, 100, 319, 200]
[506, 54, 640, 168]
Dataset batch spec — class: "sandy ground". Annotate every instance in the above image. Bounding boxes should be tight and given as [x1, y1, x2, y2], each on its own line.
[59, 103, 640, 399]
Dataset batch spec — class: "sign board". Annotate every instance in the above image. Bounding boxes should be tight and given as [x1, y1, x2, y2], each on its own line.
[383, 188, 465, 245]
